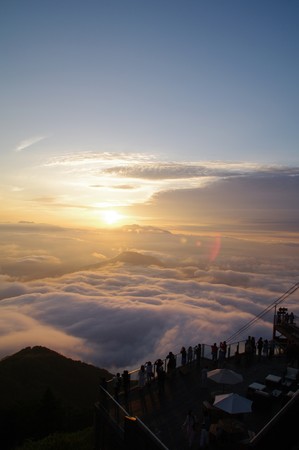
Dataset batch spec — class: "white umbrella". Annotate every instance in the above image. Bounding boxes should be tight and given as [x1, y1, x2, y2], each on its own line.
[213, 393, 253, 414]
[207, 368, 243, 385]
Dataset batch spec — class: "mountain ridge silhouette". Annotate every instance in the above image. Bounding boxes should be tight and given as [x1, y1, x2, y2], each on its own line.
[0, 346, 113, 448]
[0, 345, 112, 407]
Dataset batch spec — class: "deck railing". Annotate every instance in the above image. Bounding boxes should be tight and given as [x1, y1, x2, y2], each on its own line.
[110, 339, 247, 383]
[95, 385, 170, 449]
[96, 338, 286, 449]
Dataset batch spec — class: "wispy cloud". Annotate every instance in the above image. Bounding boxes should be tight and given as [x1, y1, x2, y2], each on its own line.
[44, 151, 299, 186]
[15, 136, 47, 152]
[41, 151, 299, 206]
[5, 148, 299, 231]
[44, 152, 155, 167]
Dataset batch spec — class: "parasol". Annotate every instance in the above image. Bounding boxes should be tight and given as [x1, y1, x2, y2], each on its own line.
[213, 393, 253, 414]
[207, 368, 243, 391]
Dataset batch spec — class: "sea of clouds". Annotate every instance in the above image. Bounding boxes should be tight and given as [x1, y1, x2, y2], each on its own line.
[0, 223, 298, 373]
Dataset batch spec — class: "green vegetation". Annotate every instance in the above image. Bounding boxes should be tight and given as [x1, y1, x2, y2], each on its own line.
[15, 427, 94, 450]
[0, 346, 113, 450]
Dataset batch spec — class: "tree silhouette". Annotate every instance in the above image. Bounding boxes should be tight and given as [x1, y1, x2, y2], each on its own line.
[35, 387, 64, 438]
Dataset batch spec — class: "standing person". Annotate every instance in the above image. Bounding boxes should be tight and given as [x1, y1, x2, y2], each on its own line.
[187, 346, 193, 364]
[180, 346, 187, 366]
[245, 337, 253, 366]
[257, 337, 263, 361]
[199, 423, 209, 448]
[211, 343, 218, 363]
[138, 364, 146, 388]
[112, 372, 121, 402]
[219, 341, 227, 364]
[154, 358, 164, 375]
[166, 351, 176, 375]
[250, 336, 256, 355]
[290, 312, 295, 324]
[269, 340, 275, 360]
[263, 339, 269, 359]
[182, 409, 197, 448]
[122, 370, 130, 404]
[195, 343, 202, 367]
[145, 361, 153, 384]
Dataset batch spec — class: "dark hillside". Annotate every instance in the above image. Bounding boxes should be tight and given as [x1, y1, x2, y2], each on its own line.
[0, 346, 113, 449]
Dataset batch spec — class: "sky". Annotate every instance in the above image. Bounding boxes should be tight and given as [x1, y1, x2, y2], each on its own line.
[0, 1, 298, 372]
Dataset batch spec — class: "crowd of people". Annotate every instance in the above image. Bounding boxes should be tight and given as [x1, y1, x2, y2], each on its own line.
[105, 308, 299, 449]
[276, 307, 295, 325]
[111, 335, 280, 402]
[108, 333, 294, 449]
[110, 343, 203, 400]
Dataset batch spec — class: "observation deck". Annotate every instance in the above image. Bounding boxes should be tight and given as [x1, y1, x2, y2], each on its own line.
[273, 307, 299, 346]
[95, 305, 299, 449]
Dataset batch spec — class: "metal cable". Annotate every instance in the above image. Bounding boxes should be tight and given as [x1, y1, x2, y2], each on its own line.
[226, 281, 299, 343]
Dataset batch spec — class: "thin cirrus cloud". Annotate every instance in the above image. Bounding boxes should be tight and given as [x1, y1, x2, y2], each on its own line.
[45, 152, 263, 178]
[15, 135, 47, 152]
[43, 152, 299, 193]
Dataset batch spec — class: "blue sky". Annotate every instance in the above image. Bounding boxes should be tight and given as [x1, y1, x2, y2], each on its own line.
[1, 0, 298, 162]
[0, 0, 298, 228]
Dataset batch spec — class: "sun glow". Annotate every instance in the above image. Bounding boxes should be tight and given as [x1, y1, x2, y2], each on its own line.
[102, 210, 122, 225]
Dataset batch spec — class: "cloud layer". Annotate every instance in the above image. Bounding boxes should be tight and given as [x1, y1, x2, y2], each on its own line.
[3, 149, 299, 230]
[0, 223, 298, 373]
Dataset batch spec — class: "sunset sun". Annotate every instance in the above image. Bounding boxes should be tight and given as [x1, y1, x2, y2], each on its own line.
[102, 210, 122, 225]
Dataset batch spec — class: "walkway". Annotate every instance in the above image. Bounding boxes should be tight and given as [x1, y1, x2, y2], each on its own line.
[115, 353, 295, 449]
